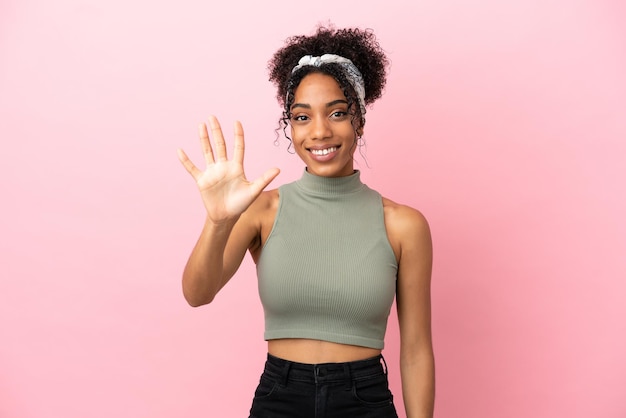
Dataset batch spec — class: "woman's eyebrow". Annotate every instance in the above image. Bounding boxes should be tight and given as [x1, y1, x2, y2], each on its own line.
[290, 99, 348, 110]
[326, 99, 348, 107]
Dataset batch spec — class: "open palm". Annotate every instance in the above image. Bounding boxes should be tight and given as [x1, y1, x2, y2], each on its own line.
[178, 116, 280, 223]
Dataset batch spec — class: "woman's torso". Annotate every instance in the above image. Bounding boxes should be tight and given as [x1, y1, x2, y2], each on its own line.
[247, 187, 402, 364]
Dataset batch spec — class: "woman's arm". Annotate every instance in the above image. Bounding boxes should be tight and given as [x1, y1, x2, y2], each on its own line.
[178, 116, 279, 306]
[180, 211, 256, 306]
[386, 203, 434, 418]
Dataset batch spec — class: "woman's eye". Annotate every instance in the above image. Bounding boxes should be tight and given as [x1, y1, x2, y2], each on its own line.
[331, 111, 348, 119]
[292, 114, 308, 122]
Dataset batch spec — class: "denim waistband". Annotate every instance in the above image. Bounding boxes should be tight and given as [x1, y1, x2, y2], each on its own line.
[264, 353, 388, 385]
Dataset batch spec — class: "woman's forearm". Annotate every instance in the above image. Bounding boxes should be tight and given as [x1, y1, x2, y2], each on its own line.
[401, 349, 435, 418]
[182, 216, 238, 306]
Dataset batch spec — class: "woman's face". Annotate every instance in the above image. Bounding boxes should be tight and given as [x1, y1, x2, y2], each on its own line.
[289, 72, 359, 178]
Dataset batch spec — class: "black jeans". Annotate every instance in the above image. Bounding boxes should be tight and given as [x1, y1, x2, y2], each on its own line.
[249, 353, 398, 418]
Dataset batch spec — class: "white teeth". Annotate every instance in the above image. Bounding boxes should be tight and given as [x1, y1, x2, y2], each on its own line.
[311, 147, 337, 156]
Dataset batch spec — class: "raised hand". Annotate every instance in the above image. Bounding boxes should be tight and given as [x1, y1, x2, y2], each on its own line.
[177, 116, 280, 224]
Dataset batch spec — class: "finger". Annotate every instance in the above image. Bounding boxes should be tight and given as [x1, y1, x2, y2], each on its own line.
[250, 167, 280, 195]
[208, 115, 227, 162]
[233, 120, 245, 165]
[177, 148, 202, 180]
[198, 123, 214, 165]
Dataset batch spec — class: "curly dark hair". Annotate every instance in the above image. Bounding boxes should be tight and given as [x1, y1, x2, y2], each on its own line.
[268, 25, 389, 141]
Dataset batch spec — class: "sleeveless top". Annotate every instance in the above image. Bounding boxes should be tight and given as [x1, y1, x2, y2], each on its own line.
[256, 170, 398, 349]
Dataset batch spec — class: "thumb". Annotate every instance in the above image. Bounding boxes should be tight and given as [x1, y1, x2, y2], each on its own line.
[251, 167, 280, 194]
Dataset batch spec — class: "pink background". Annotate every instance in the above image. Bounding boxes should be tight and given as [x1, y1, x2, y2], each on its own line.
[1, 0, 625, 417]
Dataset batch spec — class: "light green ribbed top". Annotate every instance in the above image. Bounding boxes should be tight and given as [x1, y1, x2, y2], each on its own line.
[257, 169, 398, 349]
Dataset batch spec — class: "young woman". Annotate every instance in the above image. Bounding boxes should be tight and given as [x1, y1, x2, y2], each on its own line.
[177, 26, 434, 418]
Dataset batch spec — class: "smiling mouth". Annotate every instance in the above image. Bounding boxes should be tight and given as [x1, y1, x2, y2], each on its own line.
[310, 146, 338, 156]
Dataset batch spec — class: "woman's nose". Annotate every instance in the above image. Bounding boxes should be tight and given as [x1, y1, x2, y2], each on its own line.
[310, 117, 332, 140]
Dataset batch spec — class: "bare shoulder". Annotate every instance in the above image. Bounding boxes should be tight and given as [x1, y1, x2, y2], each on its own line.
[242, 188, 280, 257]
[246, 188, 280, 215]
[382, 197, 430, 237]
[382, 197, 432, 261]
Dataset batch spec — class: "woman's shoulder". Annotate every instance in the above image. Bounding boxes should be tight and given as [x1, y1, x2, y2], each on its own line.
[255, 188, 280, 208]
[382, 197, 429, 227]
[241, 189, 280, 255]
[382, 197, 431, 249]
[242, 188, 280, 224]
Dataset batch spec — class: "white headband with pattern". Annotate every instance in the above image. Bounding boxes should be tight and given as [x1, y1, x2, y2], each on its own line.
[290, 54, 366, 114]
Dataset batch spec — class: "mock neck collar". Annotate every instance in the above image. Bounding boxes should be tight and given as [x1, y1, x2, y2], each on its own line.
[296, 169, 365, 196]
